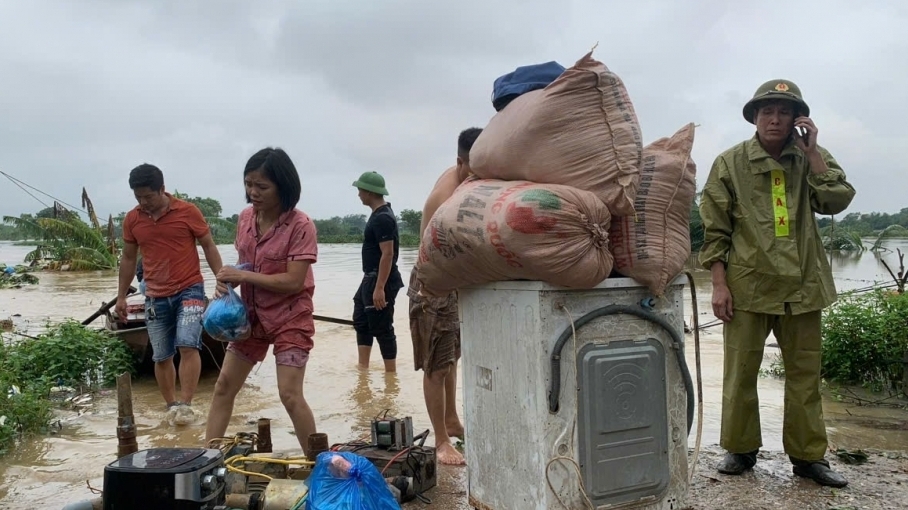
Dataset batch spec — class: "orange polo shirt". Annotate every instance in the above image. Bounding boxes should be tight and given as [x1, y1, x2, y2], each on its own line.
[122, 195, 210, 298]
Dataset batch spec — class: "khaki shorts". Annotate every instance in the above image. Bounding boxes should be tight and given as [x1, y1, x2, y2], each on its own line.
[408, 267, 460, 373]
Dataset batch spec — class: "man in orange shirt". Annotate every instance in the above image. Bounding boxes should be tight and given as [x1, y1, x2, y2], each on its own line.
[116, 164, 223, 416]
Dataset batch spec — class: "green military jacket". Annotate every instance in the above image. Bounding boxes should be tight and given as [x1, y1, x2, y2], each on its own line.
[698, 135, 856, 315]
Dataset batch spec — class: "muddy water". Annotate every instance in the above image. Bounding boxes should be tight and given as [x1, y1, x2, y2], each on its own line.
[1, 240, 907, 508]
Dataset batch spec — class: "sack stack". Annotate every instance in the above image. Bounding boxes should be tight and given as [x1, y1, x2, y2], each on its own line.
[609, 123, 697, 296]
[417, 47, 697, 298]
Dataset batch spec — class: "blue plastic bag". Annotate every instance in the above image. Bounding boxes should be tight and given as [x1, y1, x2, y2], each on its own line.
[491, 61, 565, 111]
[202, 264, 252, 342]
[307, 451, 400, 510]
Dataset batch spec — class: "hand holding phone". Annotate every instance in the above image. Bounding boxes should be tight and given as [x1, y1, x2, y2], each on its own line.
[794, 117, 816, 150]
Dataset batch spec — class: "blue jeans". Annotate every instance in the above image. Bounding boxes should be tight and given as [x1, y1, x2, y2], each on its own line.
[145, 283, 206, 362]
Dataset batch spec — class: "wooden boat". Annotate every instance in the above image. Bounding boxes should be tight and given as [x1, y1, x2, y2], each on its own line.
[102, 292, 226, 373]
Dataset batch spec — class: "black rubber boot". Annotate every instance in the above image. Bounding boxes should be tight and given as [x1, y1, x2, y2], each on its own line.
[716, 450, 758, 475]
[791, 458, 848, 488]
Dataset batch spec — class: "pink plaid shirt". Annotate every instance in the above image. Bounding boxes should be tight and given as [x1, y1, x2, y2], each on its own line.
[234, 207, 318, 347]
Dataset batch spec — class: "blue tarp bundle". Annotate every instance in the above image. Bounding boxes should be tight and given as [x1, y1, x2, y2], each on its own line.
[491, 61, 566, 111]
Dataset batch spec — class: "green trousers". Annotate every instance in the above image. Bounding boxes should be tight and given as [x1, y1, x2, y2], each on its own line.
[721, 309, 828, 461]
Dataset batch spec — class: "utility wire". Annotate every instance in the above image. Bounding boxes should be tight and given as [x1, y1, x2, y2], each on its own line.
[2, 172, 50, 210]
[1, 170, 101, 218]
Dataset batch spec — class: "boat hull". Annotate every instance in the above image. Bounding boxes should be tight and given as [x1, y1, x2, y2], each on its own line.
[105, 314, 226, 373]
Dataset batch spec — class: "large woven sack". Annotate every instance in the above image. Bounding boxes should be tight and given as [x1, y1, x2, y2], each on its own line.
[469, 48, 643, 217]
[416, 178, 613, 296]
[608, 123, 697, 296]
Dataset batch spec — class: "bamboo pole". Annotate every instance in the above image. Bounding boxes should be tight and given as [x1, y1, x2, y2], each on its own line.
[116, 372, 138, 458]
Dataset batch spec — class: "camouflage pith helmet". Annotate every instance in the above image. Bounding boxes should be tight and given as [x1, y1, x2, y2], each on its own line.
[742, 79, 810, 124]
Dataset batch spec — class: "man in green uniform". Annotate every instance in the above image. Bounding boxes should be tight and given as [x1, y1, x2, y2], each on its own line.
[699, 79, 856, 487]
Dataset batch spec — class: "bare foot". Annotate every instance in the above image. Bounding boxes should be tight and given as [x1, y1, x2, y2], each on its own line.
[437, 441, 466, 466]
[446, 423, 465, 440]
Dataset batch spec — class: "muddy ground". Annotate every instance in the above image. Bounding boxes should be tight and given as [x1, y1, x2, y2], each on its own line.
[404, 446, 908, 510]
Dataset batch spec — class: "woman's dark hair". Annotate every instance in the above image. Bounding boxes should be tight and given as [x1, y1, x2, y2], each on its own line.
[244, 147, 301, 212]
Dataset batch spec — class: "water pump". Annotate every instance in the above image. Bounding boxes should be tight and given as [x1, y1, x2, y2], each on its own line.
[101, 447, 227, 510]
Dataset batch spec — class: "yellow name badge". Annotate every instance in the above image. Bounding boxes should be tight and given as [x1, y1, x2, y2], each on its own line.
[771, 170, 789, 237]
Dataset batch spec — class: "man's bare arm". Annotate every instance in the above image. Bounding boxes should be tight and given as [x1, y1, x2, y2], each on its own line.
[197, 232, 224, 276]
[419, 168, 461, 240]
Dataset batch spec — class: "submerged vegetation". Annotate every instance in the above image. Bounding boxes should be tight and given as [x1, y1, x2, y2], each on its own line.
[819, 209, 908, 252]
[0, 321, 136, 455]
[0, 264, 38, 289]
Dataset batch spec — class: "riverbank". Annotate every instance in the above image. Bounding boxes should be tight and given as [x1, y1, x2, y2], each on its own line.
[403, 446, 908, 509]
[687, 447, 908, 510]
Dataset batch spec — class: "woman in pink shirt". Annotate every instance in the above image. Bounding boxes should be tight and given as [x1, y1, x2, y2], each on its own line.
[204, 147, 320, 455]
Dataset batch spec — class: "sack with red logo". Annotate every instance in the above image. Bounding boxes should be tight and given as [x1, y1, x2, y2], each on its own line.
[608, 123, 697, 296]
[468, 48, 643, 217]
[416, 178, 614, 296]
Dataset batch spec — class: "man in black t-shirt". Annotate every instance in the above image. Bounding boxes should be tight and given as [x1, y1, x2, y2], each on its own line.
[352, 171, 404, 372]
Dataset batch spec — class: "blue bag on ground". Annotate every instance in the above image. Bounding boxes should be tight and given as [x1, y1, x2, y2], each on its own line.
[491, 61, 565, 111]
[202, 264, 252, 342]
[307, 451, 400, 510]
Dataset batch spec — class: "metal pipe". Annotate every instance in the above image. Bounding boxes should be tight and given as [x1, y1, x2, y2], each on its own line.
[225, 493, 256, 510]
[307, 432, 329, 461]
[256, 418, 273, 453]
[61, 498, 103, 510]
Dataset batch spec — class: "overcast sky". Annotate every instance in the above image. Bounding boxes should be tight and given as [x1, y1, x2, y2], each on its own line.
[1, 0, 905, 224]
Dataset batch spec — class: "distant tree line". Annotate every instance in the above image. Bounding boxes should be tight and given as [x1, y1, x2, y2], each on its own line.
[0, 191, 427, 263]
[4, 188, 903, 267]
[313, 209, 422, 246]
[817, 209, 908, 236]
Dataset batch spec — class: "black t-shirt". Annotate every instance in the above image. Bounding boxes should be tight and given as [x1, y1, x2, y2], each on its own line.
[362, 204, 400, 274]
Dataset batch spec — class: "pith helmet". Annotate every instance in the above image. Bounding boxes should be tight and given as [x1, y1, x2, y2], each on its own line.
[352, 171, 389, 196]
[742, 79, 810, 124]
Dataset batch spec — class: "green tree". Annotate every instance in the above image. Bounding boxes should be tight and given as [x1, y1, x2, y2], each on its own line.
[172, 191, 223, 218]
[341, 214, 367, 234]
[0, 224, 24, 241]
[314, 216, 346, 236]
[35, 207, 55, 219]
[399, 209, 423, 236]
[171, 191, 235, 244]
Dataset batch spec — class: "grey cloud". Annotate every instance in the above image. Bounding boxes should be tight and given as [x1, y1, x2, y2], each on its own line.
[274, 0, 571, 109]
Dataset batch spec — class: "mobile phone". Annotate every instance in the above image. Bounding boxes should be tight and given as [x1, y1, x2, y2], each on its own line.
[797, 126, 809, 144]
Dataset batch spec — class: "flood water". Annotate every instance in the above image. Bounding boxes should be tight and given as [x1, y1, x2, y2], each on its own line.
[1, 239, 907, 508]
